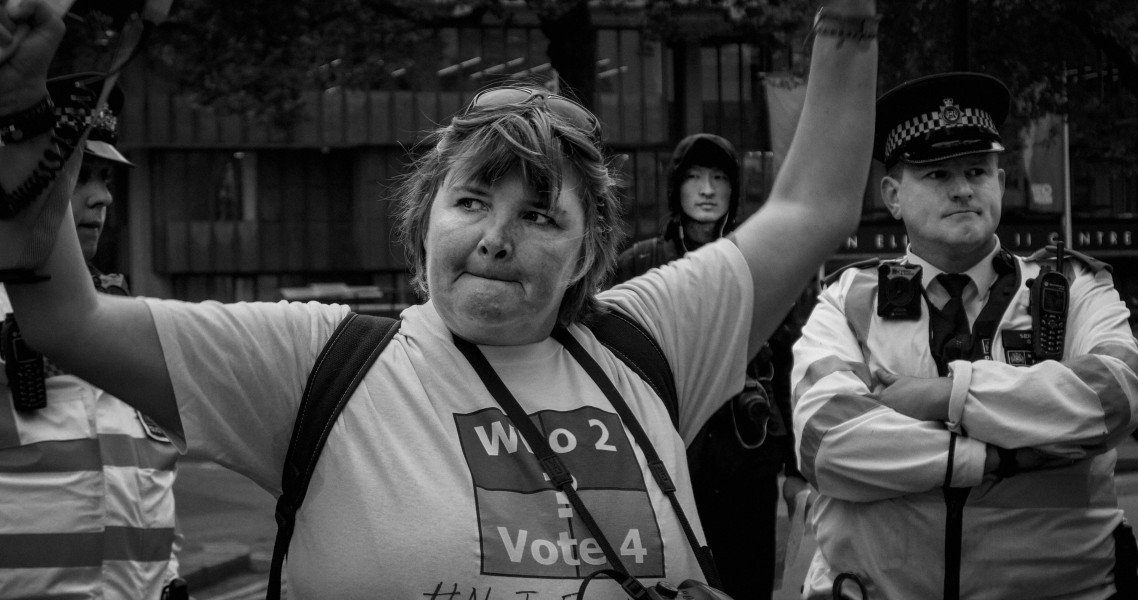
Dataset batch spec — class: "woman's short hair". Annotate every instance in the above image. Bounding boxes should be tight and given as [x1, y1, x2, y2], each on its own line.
[394, 88, 627, 326]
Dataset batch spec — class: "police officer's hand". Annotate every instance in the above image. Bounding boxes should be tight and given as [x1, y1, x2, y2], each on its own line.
[782, 474, 815, 520]
[0, 0, 64, 113]
[875, 371, 952, 422]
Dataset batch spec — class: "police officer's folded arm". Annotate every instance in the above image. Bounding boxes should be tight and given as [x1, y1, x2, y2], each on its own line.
[791, 283, 984, 503]
[949, 264, 1138, 459]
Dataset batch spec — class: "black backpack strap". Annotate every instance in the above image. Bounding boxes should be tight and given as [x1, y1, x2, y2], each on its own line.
[266, 312, 401, 600]
[586, 309, 679, 429]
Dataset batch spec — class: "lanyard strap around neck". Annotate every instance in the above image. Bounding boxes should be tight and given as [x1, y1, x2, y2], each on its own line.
[450, 327, 719, 590]
[550, 328, 718, 586]
[450, 332, 649, 598]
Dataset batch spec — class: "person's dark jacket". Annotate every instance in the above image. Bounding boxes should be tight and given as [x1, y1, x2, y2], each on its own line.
[610, 133, 803, 600]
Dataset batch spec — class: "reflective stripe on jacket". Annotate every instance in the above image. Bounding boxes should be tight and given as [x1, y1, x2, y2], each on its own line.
[0, 287, 180, 599]
[791, 253, 1138, 599]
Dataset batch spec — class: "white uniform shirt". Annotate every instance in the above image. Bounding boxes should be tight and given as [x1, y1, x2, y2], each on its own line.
[792, 242, 1138, 599]
[0, 286, 180, 599]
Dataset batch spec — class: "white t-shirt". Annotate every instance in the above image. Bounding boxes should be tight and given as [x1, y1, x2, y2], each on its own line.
[146, 238, 752, 599]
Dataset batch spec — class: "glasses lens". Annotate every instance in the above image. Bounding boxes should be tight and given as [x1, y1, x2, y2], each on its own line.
[469, 87, 532, 108]
[468, 86, 600, 140]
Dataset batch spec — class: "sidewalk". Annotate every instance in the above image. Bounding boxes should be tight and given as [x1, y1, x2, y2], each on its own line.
[174, 438, 1138, 596]
[174, 459, 277, 593]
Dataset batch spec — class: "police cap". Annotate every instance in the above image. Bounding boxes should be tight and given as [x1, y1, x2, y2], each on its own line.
[874, 72, 1010, 169]
[47, 72, 134, 167]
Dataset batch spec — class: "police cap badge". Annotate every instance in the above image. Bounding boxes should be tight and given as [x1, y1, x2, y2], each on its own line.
[873, 72, 1010, 168]
[47, 72, 134, 167]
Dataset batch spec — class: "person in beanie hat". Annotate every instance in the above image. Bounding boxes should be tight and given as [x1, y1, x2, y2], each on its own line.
[0, 72, 186, 599]
[612, 132, 813, 600]
[791, 71, 1138, 599]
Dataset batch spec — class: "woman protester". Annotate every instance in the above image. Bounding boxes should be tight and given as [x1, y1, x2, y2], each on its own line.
[0, 0, 876, 597]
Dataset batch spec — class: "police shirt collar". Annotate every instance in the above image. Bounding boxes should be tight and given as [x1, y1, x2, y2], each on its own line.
[903, 237, 1002, 299]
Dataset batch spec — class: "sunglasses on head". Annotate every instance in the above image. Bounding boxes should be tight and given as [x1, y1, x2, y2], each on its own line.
[466, 85, 602, 143]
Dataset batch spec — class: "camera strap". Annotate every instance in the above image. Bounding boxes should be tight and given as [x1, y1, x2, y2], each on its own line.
[451, 327, 722, 595]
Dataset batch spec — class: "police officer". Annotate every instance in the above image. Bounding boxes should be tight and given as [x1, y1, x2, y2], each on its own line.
[791, 72, 1138, 599]
[0, 74, 185, 599]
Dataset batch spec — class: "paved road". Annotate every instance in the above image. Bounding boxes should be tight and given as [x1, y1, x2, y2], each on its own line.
[175, 460, 276, 600]
[178, 438, 1138, 600]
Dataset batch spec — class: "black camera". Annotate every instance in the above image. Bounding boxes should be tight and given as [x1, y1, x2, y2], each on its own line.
[877, 263, 923, 319]
[732, 377, 771, 449]
[646, 579, 735, 599]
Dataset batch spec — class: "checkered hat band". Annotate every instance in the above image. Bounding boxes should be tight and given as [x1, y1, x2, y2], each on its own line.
[54, 105, 117, 142]
[885, 107, 997, 159]
[55, 105, 93, 130]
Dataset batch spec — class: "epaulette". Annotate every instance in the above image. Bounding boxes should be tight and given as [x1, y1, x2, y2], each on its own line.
[822, 257, 883, 287]
[93, 272, 131, 296]
[1025, 244, 1111, 274]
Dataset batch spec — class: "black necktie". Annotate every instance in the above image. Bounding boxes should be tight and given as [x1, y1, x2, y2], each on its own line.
[932, 273, 972, 374]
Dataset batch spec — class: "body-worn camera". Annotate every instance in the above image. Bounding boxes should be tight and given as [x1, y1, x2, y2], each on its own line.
[878, 263, 923, 319]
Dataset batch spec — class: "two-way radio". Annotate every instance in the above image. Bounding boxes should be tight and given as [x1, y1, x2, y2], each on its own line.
[1, 313, 47, 411]
[1027, 241, 1070, 361]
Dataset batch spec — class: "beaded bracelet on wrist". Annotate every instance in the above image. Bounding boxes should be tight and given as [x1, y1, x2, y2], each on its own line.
[0, 122, 82, 220]
[0, 96, 56, 147]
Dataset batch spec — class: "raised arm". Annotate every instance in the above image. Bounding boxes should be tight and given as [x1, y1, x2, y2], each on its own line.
[730, 0, 877, 357]
[0, 0, 179, 435]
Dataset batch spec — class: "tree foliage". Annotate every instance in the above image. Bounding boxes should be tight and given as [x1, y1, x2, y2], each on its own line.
[60, 0, 1138, 168]
[878, 0, 1137, 169]
[144, 1, 494, 128]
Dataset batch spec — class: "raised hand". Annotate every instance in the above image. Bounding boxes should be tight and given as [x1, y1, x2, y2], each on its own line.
[0, 0, 66, 113]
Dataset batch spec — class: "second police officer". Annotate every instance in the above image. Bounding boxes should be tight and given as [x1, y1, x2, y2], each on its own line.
[791, 72, 1138, 599]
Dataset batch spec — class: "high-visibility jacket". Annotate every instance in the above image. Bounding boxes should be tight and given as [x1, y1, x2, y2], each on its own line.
[0, 285, 180, 599]
[792, 247, 1138, 599]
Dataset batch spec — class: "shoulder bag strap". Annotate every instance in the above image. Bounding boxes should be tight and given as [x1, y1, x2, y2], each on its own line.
[267, 313, 401, 600]
[551, 327, 722, 589]
[585, 310, 679, 428]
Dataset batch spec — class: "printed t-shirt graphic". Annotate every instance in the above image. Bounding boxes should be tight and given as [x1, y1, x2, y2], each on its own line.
[456, 405, 664, 578]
